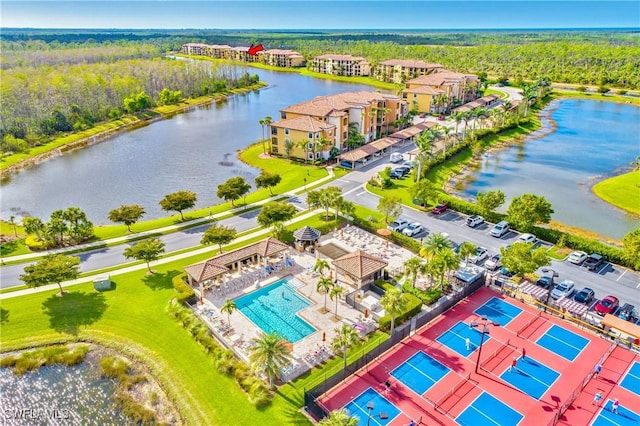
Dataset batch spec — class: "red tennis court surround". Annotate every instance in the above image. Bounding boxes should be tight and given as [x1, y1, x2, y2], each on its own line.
[319, 287, 640, 426]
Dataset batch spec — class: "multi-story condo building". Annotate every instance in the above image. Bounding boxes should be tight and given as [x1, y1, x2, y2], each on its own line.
[270, 91, 407, 161]
[259, 49, 305, 67]
[181, 43, 212, 56]
[374, 59, 444, 84]
[402, 70, 480, 113]
[310, 54, 371, 77]
[229, 46, 259, 63]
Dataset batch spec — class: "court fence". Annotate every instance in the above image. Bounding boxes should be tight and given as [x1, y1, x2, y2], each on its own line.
[304, 274, 485, 421]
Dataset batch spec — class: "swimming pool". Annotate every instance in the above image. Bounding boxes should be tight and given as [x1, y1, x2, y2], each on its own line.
[235, 277, 316, 343]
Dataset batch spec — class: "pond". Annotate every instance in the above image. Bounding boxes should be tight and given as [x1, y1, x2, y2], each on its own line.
[0, 361, 127, 425]
[459, 98, 640, 240]
[0, 65, 378, 224]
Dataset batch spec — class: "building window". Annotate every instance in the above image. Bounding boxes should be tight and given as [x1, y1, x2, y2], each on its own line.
[272, 137, 278, 145]
[271, 127, 277, 135]
[308, 143, 314, 149]
[271, 146, 279, 154]
[309, 132, 313, 139]
[315, 152, 321, 159]
[281, 112, 286, 119]
[285, 128, 289, 135]
[308, 153, 314, 160]
[315, 132, 320, 139]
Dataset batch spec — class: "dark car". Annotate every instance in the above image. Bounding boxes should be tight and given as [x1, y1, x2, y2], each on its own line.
[536, 276, 554, 290]
[394, 166, 411, 176]
[617, 303, 638, 322]
[583, 253, 604, 271]
[389, 169, 404, 179]
[594, 295, 619, 316]
[574, 287, 595, 304]
[432, 203, 449, 214]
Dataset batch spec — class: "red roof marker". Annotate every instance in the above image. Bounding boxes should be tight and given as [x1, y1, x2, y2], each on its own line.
[248, 44, 264, 55]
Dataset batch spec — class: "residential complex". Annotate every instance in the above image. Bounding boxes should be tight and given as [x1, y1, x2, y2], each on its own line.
[310, 54, 371, 77]
[269, 91, 407, 161]
[403, 70, 481, 113]
[259, 49, 305, 68]
[374, 59, 445, 83]
[180, 43, 305, 67]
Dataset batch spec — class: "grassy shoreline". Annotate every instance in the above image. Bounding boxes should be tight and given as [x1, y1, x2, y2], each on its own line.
[592, 170, 640, 215]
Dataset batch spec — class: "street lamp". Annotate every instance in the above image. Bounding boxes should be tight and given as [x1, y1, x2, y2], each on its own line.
[470, 316, 500, 374]
[366, 401, 388, 426]
[541, 268, 559, 313]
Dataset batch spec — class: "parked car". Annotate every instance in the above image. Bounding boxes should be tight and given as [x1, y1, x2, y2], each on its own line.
[394, 166, 411, 176]
[490, 221, 510, 238]
[389, 169, 404, 179]
[500, 267, 515, 278]
[402, 161, 414, 169]
[390, 152, 403, 163]
[517, 233, 537, 244]
[550, 280, 575, 300]
[469, 247, 489, 264]
[431, 203, 449, 214]
[594, 295, 619, 316]
[402, 222, 424, 237]
[466, 215, 485, 228]
[583, 253, 605, 271]
[388, 218, 410, 232]
[484, 254, 502, 271]
[536, 276, 554, 290]
[617, 303, 638, 322]
[574, 287, 595, 304]
[567, 250, 588, 265]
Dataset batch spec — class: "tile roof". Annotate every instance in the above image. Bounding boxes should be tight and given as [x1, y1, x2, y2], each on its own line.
[315, 54, 369, 62]
[264, 49, 303, 56]
[333, 250, 388, 279]
[389, 122, 436, 140]
[184, 237, 290, 283]
[271, 116, 335, 132]
[209, 44, 232, 49]
[403, 86, 446, 95]
[370, 137, 399, 150]
[281, 91, 401, 117]
[379, 59, 444, 69]
[451, 94, 501, 113]
[406, 70, 478, 86]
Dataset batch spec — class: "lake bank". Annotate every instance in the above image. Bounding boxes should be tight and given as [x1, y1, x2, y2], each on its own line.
[592, 170, 640, 215]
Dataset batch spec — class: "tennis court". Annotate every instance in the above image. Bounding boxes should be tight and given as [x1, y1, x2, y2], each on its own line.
[474, 297, 522, 325]
[591, 400, 640, 426]
[343, 387, 400, 426]
[619, 361, 640, 396]
[390, 351, 450, 395]
[456, 391, 523, 426]
[536, 324, 589, 361]
[436, 321, 492, 357]
[500, 356, 560, 399]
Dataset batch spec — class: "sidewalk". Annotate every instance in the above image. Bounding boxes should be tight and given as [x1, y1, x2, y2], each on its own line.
[0, 208, 324, 300]
[3, 168, 335, 263]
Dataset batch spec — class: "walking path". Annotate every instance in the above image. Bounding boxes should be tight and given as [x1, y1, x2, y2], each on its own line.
[0, 208, 324, 300]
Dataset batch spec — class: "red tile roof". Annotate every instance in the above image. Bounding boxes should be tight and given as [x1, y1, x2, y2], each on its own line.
[271, 115, 335, 132]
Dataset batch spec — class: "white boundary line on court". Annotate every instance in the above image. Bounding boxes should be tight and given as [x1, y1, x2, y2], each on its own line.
[434, 321, 487, 357]
[459, 391, 525, 426]
[619, 360, 640, 396]
[392, 351, 449, 392]
[343, 387, 402, 426]
[499, 356, 562, 401]
[473, 297, 523, 326]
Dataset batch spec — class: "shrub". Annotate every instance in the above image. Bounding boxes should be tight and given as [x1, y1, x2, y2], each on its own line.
[25, 235, 49, 250]
[374, 281, 422, 332]
[100, 356, 130, 379]
[172, 273, 196, 305]
[248, 381, 272, 408]
[2, 345, 89, 376]
[114, 390, 157, 425]
[402, 284, 442, 306]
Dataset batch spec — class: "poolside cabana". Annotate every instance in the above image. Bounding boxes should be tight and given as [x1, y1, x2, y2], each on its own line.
[293, 226, 321, 252]
[332, 250, 388, 289]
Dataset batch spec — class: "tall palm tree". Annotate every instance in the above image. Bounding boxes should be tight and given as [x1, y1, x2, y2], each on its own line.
[258, 116, 272, 155]
[331, 324, 360, 373]
[380, 287, 408, 335]
[332, 197, 355, 222]
[631, 155, 640, 171]
[296, 138, 311, 164]
[458, 241, 477, 267]
[414, 150, 433, 183]
[440, 126, 452, 156]
[452, 111, 464, 142]
[249, 332, 293, 390]
[316, 276, 333, 312]
[318, 408, 358, 426]
[419, 232, 451, 260]
[221, 299, 237, 325]
[329, 285, 345, 319]
[313, 258, 330, 276]
[403, 256, 424, 288]
[430, 248, 460, 290]
[475, 107, 490, 130]
[462, 110, 473, 141]
[521, 83, 537, 117]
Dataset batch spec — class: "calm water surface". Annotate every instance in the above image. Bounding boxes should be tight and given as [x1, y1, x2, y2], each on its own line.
[461, 99, 639, 239]
[1, 66, 376, 224]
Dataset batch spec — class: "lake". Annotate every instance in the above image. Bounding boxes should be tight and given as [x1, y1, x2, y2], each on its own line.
[460, 98, 640, 240]
[0, 66, 377, 224]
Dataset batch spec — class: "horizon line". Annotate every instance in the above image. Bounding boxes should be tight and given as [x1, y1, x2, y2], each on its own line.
[3, 26, 639, 31]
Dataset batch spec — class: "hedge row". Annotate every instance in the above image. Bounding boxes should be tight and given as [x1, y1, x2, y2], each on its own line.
[401, 283, 442, 306]
[373, 281, 423, 332]
[172, 273, 197, 305]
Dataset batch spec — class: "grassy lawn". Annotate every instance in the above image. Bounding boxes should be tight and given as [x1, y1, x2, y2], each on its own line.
[547, 245, 572, 260]
[592, 170, 640, 215]
[484, 88, 508, 99]
[550, 90, 640, 106]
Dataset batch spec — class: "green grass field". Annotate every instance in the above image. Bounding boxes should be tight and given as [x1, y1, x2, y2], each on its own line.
[592, 170, 640, 215]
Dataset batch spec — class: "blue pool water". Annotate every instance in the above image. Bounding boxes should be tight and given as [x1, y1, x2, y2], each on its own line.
[235, 277, 316, 343]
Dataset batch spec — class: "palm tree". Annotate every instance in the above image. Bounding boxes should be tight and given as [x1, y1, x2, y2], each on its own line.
[521, 83, 537, 116]
[462, 110, 473, 141]
[316, 276, 333, 312]
[221, 298, 237, 325]
[332, 197, 355, 222]
[331, 324, 360, 373]
[284, 139, 294, 158]
[296, 138, 311, 163]
[430, 248, 460, 290]
[318, 408, 358, 426]
[249, 332, 293, 390]
[475, 107, 490, 130]
[9, 215, 17, 237]
[414, 150, 433, 183]
[403, 256, 424, 288]
[419, 232, 451, 260]
[631, 155, 640, 171]
[452, 111, 464, 142]
[258, 116, 272, 155]
[380, 287, 408, 335]
[329, 285, 345, 319]
[313, 258, 330, 276]
[458, 241, 477, 267]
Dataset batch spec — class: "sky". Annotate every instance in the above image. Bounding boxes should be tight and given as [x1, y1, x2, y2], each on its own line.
[1, 1, 639, 30]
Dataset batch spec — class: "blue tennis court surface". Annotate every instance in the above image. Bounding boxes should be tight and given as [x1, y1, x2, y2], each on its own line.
[591, 400, 640, 426]
[457, 391, 523, 426]
[391, 351, 450, 395]
[474, 297, 522, 325]
[343, 387, 400, 426]
[500, 356, 560, 400]
[436, 321, 492, 357]
[535, 324, 589, 361]
[620, 361, 640, 395]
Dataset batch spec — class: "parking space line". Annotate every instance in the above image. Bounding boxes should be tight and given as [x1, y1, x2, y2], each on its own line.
[356, 191, 366, 196]
[596, 263, 608, 274]
[616, 269, 627, 282]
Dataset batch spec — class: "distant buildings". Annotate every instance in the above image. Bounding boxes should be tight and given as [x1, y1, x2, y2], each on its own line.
[374, 59, 444, 84]
[180, 43, 305, 68]
[269, 91, 407, 161]
[309, 54, 371, 77]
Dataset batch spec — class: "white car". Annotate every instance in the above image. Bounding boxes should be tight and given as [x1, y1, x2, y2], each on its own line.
[517, 233, 537, 244]
[484, 254, 502, 271]
[466, 215, 485, 228]
[402, 222, 424, 237]
[469, 247, 489, 264]
[550, 280, 576, 300]
[568, 250, 588, 265]
[388, 218, 410, 232]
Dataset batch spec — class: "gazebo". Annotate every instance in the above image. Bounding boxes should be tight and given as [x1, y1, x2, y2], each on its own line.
[293, 226, 321, 252]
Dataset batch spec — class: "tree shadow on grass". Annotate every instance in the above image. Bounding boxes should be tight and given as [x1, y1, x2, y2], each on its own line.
[0, 240, 19, 256]
[141, 269, 181, 291]
[42, 291, 108, 335]
[0, 307, 9, 324]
